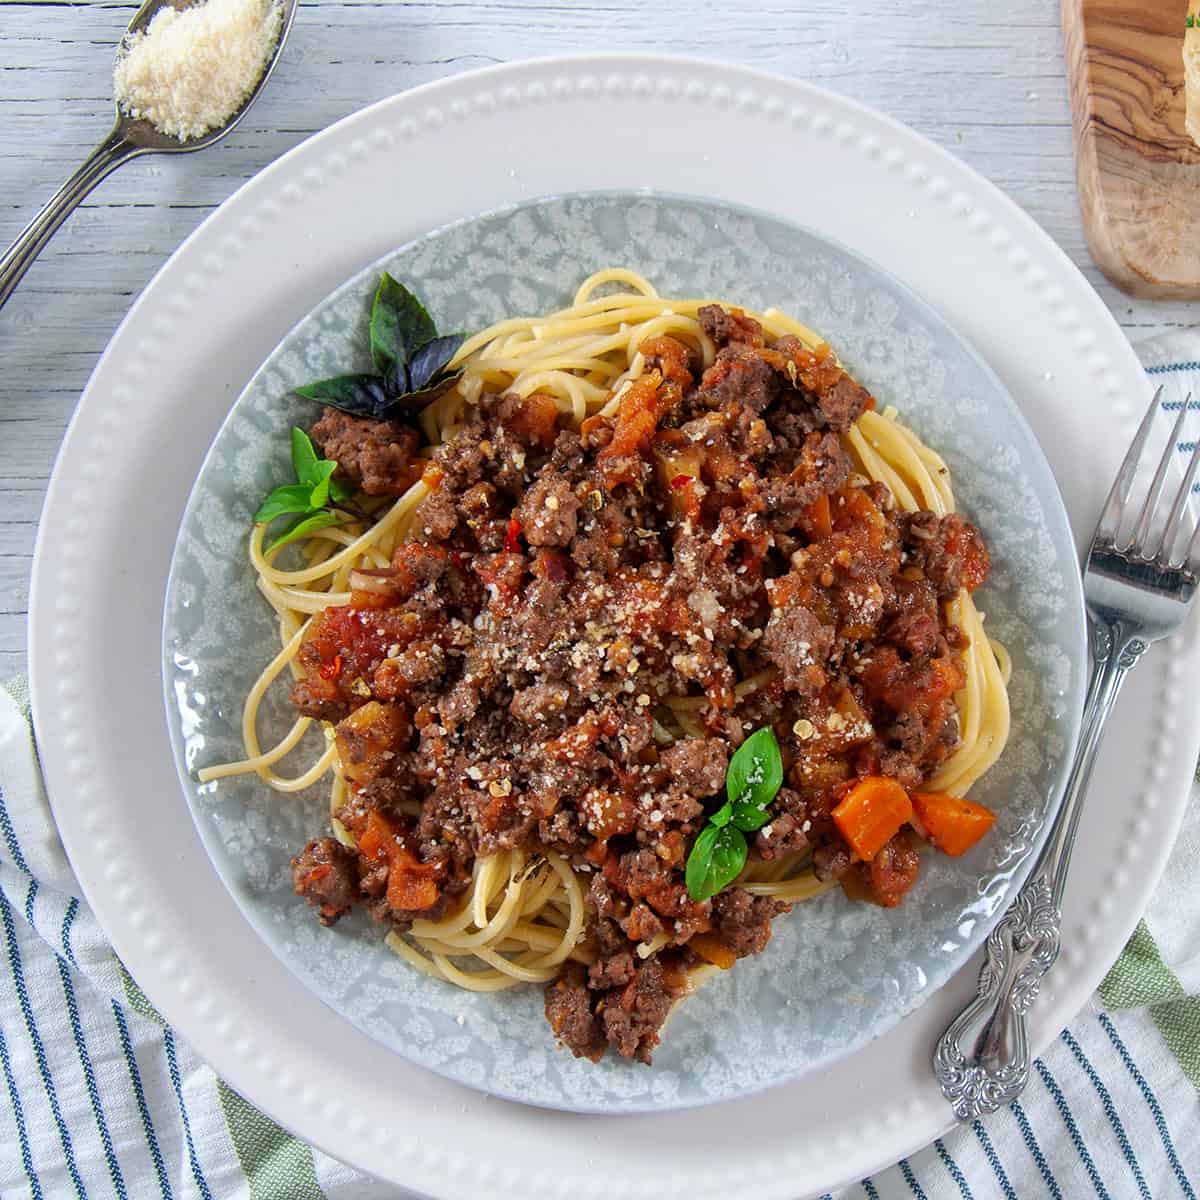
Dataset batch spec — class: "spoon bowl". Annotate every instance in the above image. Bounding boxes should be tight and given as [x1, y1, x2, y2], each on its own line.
[116, 0, 298, 152]
[0, 0, 298, 309]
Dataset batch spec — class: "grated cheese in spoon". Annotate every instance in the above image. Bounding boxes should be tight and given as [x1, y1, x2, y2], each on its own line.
[113, 0, 283, 142]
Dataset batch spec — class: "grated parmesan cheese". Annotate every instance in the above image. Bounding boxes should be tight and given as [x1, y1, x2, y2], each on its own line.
[114, 0, 283, 141]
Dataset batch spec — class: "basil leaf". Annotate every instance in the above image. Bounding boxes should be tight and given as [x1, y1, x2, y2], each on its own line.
[329, 476, 354, 503]
[726, 726, 783, 809]
[381, 369, 465, 415]
[710, 798, 734, 828]
[296, 374, 392, 420]
[383, 358, 411, 398]
[685, 823, 748, 902]
[254, 483, 317, 524]
[290, 426, 323, 487]
[370, 273, 437, 375]
[307, 459, 339, 509]
[265, 508, 341, 553]
[731, 799, 774, 832]
[407, 332, 466, 392]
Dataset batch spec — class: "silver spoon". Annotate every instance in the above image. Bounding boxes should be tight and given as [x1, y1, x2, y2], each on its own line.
[0, 0, 297, 311]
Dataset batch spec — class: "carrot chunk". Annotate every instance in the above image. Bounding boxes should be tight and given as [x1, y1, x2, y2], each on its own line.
[832, 776, 913, 861]
[688, 933, 738, 970]
[911, 792, 995, 856]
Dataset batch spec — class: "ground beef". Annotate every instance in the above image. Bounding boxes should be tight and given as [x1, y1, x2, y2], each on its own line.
[901, 511, 990, 599]
[286, 304, 993, 1063]
[517, 474, 580, 547]
[761, 603, 834, 696]
[658, 738, 728, 798]
[588, 916, 637, 989]
[310, 408, 422, 495]
[697, 345, 780, 414]
[698, 303, 765, 348]
[813, 842, 853, 881]
[711, 889, 789, 958]
[878, 746, 924, 790]
[816, 375, 872, 431]
[510, 681, 572, 723]
[290, 681, 350, 723]
[599, 958, 676, 1064]
[545, 963, 606, 1061]
[885, 611, 940, 661]
[413, 488, 457, 541]
[291, 838, 359, 925]
[754, 788, 812, 860]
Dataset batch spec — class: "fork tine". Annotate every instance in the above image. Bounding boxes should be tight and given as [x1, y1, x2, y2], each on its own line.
[1187, 518, 1200, 578]
[1130, 388, 1189, 554]
[1160, 398, 1200, 566]
[1097, 385, 1163, 545]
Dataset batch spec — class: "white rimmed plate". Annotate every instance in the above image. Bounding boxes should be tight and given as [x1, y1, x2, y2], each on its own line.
[30, 56, 1200, 1198]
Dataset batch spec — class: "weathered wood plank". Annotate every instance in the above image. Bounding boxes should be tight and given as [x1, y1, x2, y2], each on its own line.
[0, 0, 1185, 676]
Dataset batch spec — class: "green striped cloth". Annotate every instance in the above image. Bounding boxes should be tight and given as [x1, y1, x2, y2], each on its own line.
[2, 336, 1198, 1199]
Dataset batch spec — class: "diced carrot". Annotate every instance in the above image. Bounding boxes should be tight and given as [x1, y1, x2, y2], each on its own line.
[689, 933, 737, 970]
[803, 493, 833, 539]
[421, 463, 444, 491]
[356, 808, 397, 863]
[386, 861, 439, 912]
[832, 776, 913, 861]
[911, 792, 996, 856]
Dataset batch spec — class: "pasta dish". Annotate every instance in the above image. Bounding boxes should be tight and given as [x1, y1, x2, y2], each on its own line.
[200, 269, 1010, 1064]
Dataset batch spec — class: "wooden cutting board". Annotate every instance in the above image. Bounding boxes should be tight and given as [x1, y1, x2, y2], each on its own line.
[1063, 0, 1200, 297]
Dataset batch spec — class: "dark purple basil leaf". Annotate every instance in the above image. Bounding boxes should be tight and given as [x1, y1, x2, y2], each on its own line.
[381, 369, 464, 415]
[407, 333, 466, 392]
[295, 374, 392, 420]
[383, 359, 411, 398]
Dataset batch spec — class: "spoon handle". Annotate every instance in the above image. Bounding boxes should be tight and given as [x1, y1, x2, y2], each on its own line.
[0, 125, 145, 312]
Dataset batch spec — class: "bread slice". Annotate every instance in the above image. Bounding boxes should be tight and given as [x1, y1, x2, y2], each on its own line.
[1185, 0, 1200, 145]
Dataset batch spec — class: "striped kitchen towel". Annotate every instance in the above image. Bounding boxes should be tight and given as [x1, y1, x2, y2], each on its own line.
[1, 337, 1198, 1200]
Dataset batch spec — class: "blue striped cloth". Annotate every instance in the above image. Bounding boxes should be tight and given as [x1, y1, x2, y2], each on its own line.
[2, 336, 1198, 1199]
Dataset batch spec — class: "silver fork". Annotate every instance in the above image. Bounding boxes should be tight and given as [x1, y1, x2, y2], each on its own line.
[934, 384, 1200, 1120]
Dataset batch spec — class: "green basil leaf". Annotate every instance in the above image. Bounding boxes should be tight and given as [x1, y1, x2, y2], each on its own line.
[731, 800, 774, 832]
[307, 459, 339, 509]
[265, 508, 341, 553]
[407, 332, 466, 392]
[290, 426, 323, 487]
[296, 374, 392, 420]
[370, 273, 437, 375]
[685, 823, 748, 902]
[329, 477, 355, 503]
[726, 726, 783, 809]
[710, 798, 734, 828]
[254, 483, 317, 525]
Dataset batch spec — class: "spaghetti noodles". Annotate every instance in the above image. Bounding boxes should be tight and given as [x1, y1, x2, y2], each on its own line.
[200, 269, 1011, 1056]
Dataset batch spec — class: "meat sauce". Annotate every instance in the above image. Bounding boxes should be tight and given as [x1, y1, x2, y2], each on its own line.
[287, 304, 991, 1063]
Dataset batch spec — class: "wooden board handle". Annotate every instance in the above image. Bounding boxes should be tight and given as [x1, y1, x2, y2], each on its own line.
[1063, 0, 1200, 298]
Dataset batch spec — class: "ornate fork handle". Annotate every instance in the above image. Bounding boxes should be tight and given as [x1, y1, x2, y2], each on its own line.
[934, 616, 1147, 1120]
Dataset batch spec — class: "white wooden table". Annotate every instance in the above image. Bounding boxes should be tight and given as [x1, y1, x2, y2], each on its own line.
[0, 0, 1193, 679]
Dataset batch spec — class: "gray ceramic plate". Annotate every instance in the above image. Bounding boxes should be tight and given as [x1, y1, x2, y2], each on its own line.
[163, 192, 1086, 1113]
